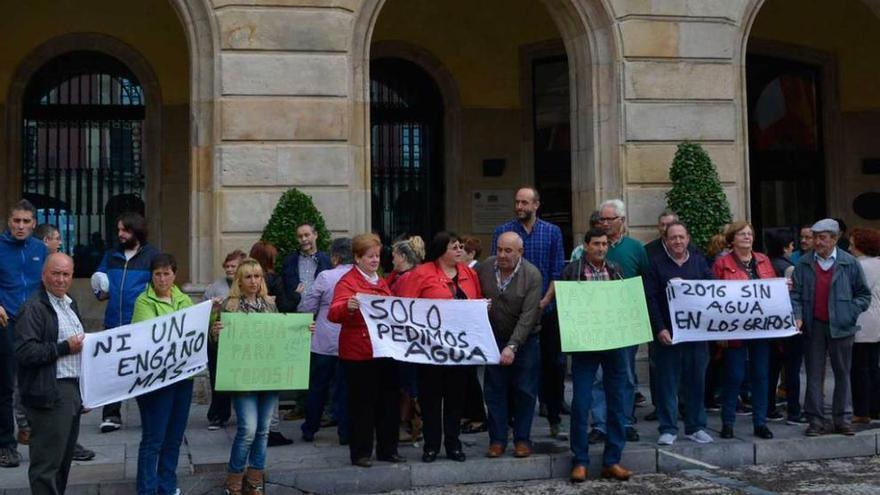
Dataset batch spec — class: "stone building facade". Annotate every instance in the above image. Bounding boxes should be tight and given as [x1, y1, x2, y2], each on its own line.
[2, 0, 879, 296]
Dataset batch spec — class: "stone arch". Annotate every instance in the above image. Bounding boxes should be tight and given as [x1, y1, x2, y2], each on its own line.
[3, 0, 218, 283]
[350, 0, 622, 238]
[736, 0, 880, 222]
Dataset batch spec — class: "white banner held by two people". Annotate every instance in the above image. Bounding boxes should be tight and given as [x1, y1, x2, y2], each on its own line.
[356, 294, 500, 365]
[667, 278, 799, 345]
[80, 300, 212, 408]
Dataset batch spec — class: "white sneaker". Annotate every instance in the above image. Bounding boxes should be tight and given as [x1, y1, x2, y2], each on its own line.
[657, 433, 676, 445]
[686, 430, 714, 444]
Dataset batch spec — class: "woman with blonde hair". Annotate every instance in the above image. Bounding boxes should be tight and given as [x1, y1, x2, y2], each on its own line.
[213, 258, 279, 494]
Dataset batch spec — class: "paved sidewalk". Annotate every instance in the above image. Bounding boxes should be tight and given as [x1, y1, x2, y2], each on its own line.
[1, 370, 878, 494]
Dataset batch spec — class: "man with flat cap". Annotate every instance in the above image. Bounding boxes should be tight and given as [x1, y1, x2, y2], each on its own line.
[791, 218, 871, 437]
[15, 253, 85, 495]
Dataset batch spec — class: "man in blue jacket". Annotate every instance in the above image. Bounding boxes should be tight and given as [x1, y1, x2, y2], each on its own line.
[92, 212, 159, 432]
[0, 199, 47, 467]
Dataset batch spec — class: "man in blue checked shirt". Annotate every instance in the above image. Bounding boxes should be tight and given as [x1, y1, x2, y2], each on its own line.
[492, 186, 567, 438]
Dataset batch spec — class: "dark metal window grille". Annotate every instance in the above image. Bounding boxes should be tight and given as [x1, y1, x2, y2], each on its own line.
[370, 58, 444, 246]
[22, 51, 146, 276]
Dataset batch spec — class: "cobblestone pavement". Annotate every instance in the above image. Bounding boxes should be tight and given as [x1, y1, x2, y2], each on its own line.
[387, 456, 880, 495]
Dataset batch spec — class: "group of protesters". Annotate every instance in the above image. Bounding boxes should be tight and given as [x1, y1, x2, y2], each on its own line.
[1, 185, 878, 494]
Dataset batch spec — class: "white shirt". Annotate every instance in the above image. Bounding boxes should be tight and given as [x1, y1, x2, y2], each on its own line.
[47, 291, 85, 379]
[814, 247, 838, 271]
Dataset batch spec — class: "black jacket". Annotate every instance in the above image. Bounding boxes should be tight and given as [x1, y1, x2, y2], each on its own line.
[644, 250, 714, 338]
[14, 288, 82, 409]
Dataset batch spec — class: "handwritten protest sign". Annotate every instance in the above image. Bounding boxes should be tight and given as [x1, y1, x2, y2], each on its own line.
[215, 313, 312, 391]
[556, 278, 653, 352]
[357, 295, 500, 365]
[80, 301, 212, 408]
[667, 278, 798, 344]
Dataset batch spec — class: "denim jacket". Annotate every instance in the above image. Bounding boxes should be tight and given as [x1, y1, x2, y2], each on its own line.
[790, 249, 871, 339]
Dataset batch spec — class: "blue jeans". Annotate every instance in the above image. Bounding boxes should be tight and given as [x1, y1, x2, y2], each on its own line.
[570, 349, 628, 468]
[229, 392, 279, 473]
[589, 367, 606, 433]
[655, 342, 708, 435]
[302, 353, 348, 441]
[484, 335, 540, 447]
[135, 380, 193, 495]
[722, 342, 769, 427]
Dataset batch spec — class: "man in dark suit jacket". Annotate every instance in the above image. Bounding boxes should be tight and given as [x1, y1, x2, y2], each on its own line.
[280, 223, 331, 312]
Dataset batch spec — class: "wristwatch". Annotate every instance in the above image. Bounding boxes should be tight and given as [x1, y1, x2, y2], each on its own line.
[506, 344, 518, 353]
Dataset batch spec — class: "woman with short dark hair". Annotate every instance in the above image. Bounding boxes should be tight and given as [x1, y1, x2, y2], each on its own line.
[396, 231, 482, 463]
[131, 253, 195, 495]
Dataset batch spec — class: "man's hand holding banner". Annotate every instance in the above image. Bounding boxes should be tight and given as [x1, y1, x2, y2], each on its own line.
[667, 278, 799, 344]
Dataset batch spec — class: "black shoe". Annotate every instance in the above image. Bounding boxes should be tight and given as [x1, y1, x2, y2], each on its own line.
[353, 457, 372, 468]
[721, 424, 734, 439]
[0, 447, 21, 468]
[72, 443, 96, 461]
[625, 427, 640, 442]
[634, 392, 648, 407]
[301, 432, 315, 442]
[446, 450, 466, 462]
[207, 419, 225, 431]
[644, 409, 658, 421]
[422, 451, 438, 463]
[767, 410, 784, 422]
[560, 401, 572, 415]
[538, 403, 548, 418]
[588, 429, 606, 445]
[267, 431, 293, 447]
[787, 414, 808, 425]
[378, 453, 407, 463]
[834, 424, 855, 436]
[754, 425, 774, 439]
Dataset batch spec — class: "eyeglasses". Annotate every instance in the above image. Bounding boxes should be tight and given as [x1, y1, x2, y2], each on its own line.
[599, 216, 620, 223]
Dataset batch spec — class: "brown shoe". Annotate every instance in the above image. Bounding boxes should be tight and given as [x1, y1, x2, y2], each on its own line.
[486, 443, 505, 458]
[853, 416, 871, 425]
[601, 464, 632, 481]
[570, 465, 587, 483]
[513, 442, 531, 458]
[224, 472, 244, 495]
[243, 468, 264, 495]
[16, 429, 30, 446]
[834, 424, 855, 436]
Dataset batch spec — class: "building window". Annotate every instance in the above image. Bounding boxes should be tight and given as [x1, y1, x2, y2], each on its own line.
[370, 58, 444, 245]
[22, 51, 146, 276]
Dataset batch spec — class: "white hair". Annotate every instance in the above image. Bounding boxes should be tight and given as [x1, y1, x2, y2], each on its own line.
[599, 199, 626, 218]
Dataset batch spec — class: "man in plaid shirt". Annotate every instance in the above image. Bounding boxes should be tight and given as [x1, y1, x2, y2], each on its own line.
[492, 187, 567, 437]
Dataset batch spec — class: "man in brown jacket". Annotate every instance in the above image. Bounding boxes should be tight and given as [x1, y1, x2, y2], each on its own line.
[477, 232, 543, 458]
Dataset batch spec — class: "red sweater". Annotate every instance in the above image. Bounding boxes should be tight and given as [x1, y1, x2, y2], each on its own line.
[395, 261, 483, 300]
[812, 262, 833, 322]
[712, 252, 777, 347]
[327, 267, 393, 361]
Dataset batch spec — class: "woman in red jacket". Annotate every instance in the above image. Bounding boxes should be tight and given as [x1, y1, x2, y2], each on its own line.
[328, 233, 404, 467]
[713, 221, 778, 441]
[396, 232, 482, 463]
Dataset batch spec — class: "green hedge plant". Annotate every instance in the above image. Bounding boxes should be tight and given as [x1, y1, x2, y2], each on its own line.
[665, 142, 732, 251]
[261, 188, 332, 269]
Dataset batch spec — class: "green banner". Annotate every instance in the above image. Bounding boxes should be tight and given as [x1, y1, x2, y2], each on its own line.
[556, 277, 653, 352]
[216, 313, 312, 391]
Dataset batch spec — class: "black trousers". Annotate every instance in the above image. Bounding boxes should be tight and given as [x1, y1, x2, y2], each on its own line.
[25, 379, 81, 495]
[343, 358, 400, 462]
[539, 310, 564, 425]
[207, 340, 232, 422]
[462, 367, 487, 423]
[418, 364, 468, 454]
[0, 320, 16, 448]
[851, 342, 880, 418]
[766, 339, 785, 415]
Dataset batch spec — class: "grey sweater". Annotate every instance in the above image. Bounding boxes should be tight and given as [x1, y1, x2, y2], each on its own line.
[476, 256, 543, 348]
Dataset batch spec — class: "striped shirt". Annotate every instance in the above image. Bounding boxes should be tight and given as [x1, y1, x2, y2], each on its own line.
[47, 291, 84, 379]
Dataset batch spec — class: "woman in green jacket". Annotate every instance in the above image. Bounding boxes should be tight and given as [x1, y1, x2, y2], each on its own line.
[131, 253, 194, 495]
